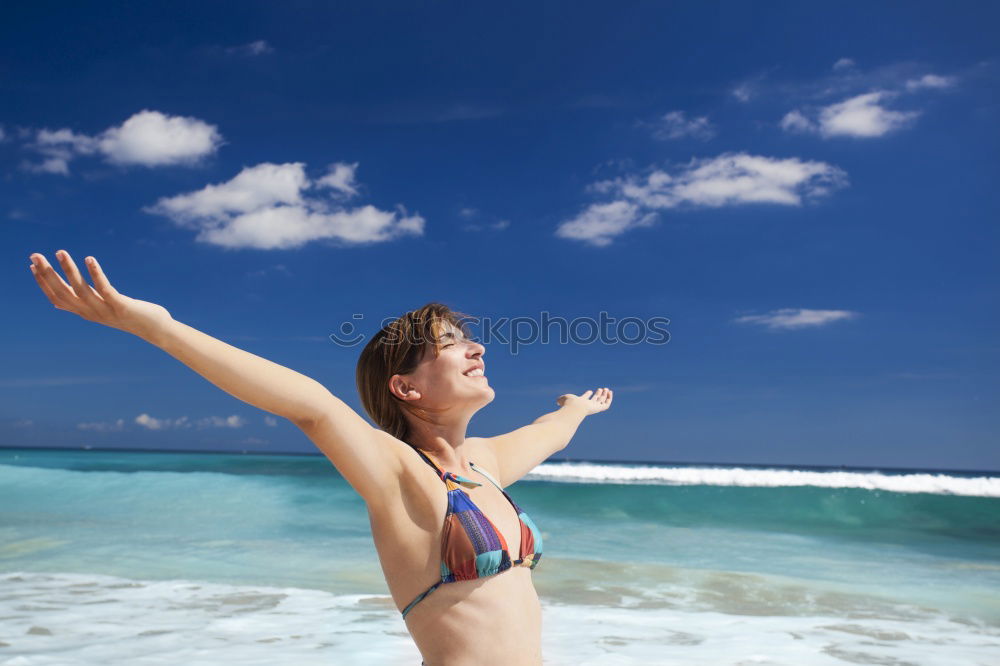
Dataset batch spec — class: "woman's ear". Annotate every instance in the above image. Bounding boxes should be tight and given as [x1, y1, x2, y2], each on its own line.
[389, 374, 421, 402]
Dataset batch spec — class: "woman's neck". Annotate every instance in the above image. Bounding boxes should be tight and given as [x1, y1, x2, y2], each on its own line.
[410, 422, 470, 472]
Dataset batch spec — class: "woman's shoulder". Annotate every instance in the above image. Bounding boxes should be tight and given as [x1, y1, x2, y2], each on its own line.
[464, 436, 500, 475]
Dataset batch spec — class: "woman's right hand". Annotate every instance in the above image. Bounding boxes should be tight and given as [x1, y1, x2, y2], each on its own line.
[556, 388, 614, 415]
[29, 250, 173, 339]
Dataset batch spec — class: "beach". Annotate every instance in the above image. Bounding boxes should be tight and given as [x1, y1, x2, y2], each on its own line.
[2, 448, 998, 665]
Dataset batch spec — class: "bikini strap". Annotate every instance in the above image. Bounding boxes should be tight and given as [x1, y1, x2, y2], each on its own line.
[409, 444, 482, 490]
[470, 461, 525, 515]
[468, 461, 505, 491]
[410, 445, 441, 474]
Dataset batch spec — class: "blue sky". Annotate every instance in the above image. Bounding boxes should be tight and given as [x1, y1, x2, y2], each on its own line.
[3, 1, 998, 470]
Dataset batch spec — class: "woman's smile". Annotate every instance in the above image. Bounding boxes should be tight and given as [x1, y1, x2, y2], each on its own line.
[463, 363, 486, 378]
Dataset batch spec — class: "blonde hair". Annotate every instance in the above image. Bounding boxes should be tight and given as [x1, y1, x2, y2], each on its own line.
[355, 302, 475, 443]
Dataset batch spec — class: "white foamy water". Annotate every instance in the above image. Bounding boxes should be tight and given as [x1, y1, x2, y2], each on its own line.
[3, 450, 999, 663]
[2, 572, 998, 666]
[529, 462, 1000, 497]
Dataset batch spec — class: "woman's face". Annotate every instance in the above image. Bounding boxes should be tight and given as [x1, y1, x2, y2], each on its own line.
[393, 321, 494, 413]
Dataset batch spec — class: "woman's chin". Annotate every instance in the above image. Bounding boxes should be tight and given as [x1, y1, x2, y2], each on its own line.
[453, 385, 495, 409]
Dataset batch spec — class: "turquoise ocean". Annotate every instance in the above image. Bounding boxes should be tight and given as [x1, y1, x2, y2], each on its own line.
[1, 447, 999, 665]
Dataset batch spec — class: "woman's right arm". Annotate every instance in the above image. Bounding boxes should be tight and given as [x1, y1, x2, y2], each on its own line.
[27, 250, 401, 504]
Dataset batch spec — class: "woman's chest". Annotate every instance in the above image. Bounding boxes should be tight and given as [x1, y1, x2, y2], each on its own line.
[381, 467, 524, 559]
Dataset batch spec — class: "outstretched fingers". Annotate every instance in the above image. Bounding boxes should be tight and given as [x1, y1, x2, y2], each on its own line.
[56, 250, 110, 317]
[83, 255, 120, 300]
[29, 260, 62, 309]
[30, 253, 78, 311]
[592, 387, 613, 407]
[556, 387, 613, 412]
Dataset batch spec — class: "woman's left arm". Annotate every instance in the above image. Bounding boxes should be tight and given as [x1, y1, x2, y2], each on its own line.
[28, 250, 336, 426]
[481, 388, 613, 486]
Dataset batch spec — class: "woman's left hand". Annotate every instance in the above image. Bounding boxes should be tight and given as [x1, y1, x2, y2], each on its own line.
[28, 250, 173, 339]
[556, 388, 613, 415]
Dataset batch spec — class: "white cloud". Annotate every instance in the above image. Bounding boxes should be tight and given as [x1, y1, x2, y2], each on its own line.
[264, 415, 278, 426]
[740, 62, 962, 129]
[649, 111, 715, 141]
[196, 415, 245, 428]
[135, 413, 190, 430]
[818, 91, 920, 137]
[22, 153, 73, 175]
[22, 128, 97, 174]
[779, 109, 816, 133]
[77, 419, 125, 432]
[731, 83, 754, 103]
[200, 204, 423, 248]
[733, 308, 859, 330]
[226, 40, 274, 56]
[134, 413, 245, 429]
[557, 152, 847, 246]
[316, 162, 360, 198]
[37, 128, 99, 153]
[97, 110, 222, 166]
[904, 73, 956, 91]
[730, 71, 773, 103]
[555, 201, 656, 247]
[146, 162, 425, 249]
[782, 91, 921, 138]
[458, 206, 509, 232]
[22, 110, 221, 174]
[149, 162, 308, 223]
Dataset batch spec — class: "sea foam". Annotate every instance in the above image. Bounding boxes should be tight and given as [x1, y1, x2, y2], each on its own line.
[529, 462, 1000, 497]
[1, 571, 997, 666]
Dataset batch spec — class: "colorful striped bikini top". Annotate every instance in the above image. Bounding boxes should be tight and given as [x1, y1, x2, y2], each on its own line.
[400, 445, 544, 618]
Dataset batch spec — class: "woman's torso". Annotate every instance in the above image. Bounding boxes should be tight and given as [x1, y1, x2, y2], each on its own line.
[366, 432, 543, 666]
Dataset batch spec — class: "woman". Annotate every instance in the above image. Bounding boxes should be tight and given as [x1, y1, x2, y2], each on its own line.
[27, 249, 613, 666]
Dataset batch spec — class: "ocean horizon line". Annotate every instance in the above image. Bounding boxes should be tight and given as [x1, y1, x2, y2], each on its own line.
[2, 444, 997, 477]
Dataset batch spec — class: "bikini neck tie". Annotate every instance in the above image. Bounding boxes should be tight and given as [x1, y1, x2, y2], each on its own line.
[412, 445, 483, 489]
[441, 469, 483, 489]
